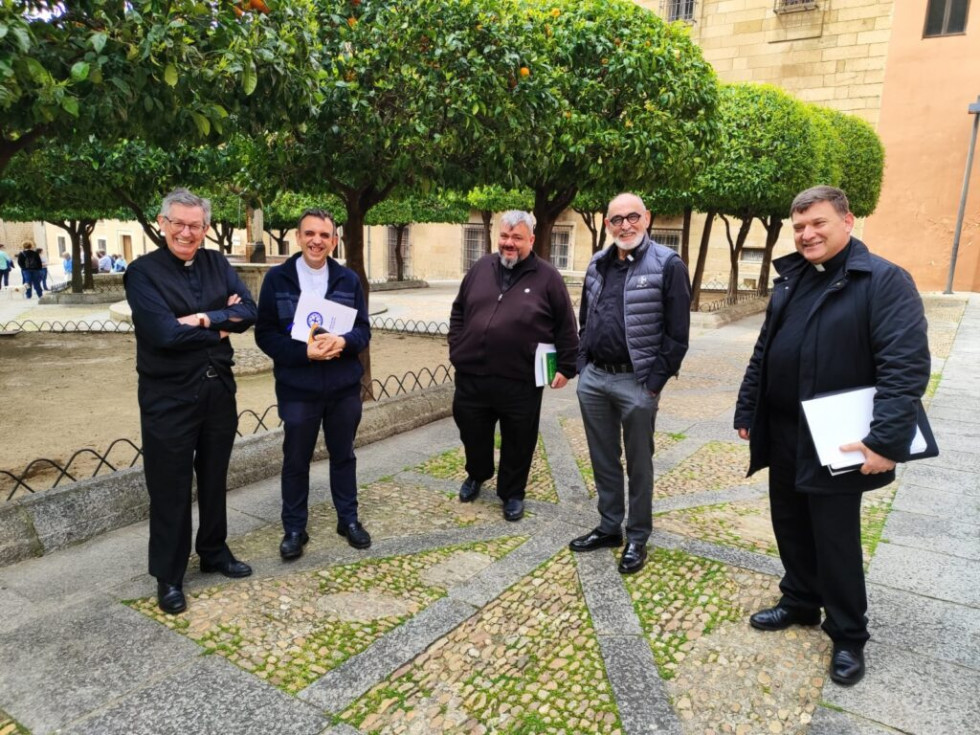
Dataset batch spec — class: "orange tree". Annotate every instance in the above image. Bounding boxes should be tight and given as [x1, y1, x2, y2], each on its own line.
[497, 0, 719, 260]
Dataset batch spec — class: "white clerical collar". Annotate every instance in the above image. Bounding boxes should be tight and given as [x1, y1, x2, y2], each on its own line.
[813, 263, 825, 272]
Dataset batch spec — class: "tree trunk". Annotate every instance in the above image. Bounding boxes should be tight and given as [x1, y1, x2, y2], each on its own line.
[690, 209, 716, 312]
[680, 206, 692, 267]
[481, 210, 493, 254]
[756, 215, 783, 297]
[394, 223, 406, 281]
[206, 221, 235, 253]
[265, 228, 290, 255]
[111, 186, 166, 248]
[532, 185, 577, 262]
[721, 215, 753, 301]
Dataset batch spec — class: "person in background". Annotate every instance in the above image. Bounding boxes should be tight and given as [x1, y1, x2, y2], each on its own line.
[62, 251, 73, 283]
[37, 248, 49, 290]
[98, 250, 112, 273]
[16, 241, 43, 299]
[0, 244, 13, 290]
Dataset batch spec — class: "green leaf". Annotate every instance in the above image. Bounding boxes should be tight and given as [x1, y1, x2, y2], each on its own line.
[70, 61, 91, 82]
[242, 60, 257, 96]
[90, 32, 108, 53]
[61, 97, 80, 117]
[190, 111, 211, 136]
[164, 63, 178, 87]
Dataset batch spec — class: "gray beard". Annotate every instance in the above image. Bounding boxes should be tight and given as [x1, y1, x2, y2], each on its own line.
[612, 235, 641, 251]
[499, 252, 519, 269]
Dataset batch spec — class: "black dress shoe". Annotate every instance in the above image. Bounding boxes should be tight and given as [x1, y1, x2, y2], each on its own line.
[569, 528, 624, 552]
[279, 531, 310, 560]
[337, 521, 372, 549]
[200, 556, 253, 578]
[618, 543, 647, 574]
[830, 646, 865, 686]
[459, 478, 482, 502]
[157, 582, 186, 615]
[749, 605, 821, 631]
[503, 498, 524, 521]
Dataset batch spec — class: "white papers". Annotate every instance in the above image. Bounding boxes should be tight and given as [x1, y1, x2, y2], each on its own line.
[801, 387, 926, 475]
[289, 290, 357, 342]
[534, 343, 557, 387]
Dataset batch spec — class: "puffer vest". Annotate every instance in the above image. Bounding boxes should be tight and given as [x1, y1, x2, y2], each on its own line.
[582, 236, 678, 385]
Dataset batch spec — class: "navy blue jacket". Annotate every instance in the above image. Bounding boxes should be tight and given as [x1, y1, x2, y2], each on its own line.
[254, 254, 370, 402]
[734, 238, 930, 494]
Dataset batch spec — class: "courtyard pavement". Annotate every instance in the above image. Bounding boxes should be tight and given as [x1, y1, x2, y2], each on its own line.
[0, 283, 977, 735]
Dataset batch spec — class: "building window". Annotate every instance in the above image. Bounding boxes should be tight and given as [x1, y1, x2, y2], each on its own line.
[741, 247, 766, 263]
[96, 237, 107, 252]
[773, 0, 819, 14]
[651, 228, 683, 252]
[56, 236, 67, 255]
[924, 0, 969, 36]
[661, 0, 696, 21]
[386, 226, 412, 279]
[463, 225, 484, 271]
[550, 225, 572, 270]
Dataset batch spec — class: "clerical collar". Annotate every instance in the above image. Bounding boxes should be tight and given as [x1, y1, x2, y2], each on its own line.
[184, 259, 194, 267]
[811, 242, 850, 274]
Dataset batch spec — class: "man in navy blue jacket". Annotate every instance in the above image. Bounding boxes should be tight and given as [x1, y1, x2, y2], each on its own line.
[255, 209, 372, 560]
[735, 186, 931, 686]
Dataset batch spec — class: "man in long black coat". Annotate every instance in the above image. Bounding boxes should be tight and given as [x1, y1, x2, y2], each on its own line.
[734, 186, 930, 686]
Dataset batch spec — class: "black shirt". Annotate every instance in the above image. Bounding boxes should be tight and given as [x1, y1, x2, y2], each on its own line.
[125, 246, 257, 401]
[766, 245, 850, 417]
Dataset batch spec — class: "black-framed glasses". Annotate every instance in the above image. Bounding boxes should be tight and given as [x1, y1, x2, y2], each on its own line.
[163, 217, 205, 235]
[608, 212, 643, 227]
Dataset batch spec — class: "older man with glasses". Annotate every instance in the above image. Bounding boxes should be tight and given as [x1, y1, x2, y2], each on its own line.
[570, 192, 691, 574]
[125, 187, 257, 615]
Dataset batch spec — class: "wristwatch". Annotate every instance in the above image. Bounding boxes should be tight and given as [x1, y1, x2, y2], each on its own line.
[196, 313, 207, 327]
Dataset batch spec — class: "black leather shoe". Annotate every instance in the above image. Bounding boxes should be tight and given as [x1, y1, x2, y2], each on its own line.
[830, 646, 865, 686]
[279, 531, 310, 560]
[749, 605, 821, 631]
[337, 521, 372, 549]
[157, 582, 186, 615]
[618, 543, 647, 574]
[459, 478, 482, 502]
[569, 528, 624, 552]
[503, 498, 524, 521]
[200, 556, 253, 578]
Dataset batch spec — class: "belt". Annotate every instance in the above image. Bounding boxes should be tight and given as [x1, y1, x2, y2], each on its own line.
[204, 366, 219, 379]
[593, 361, 633, 374]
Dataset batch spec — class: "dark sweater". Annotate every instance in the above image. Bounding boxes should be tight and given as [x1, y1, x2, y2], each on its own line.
[124, 246, 256, 399]
[254, 254, 370, 402]
[448, 252, 579, 383]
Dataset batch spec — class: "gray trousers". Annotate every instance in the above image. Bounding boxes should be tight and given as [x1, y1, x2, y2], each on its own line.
[576, 363, 660, 544]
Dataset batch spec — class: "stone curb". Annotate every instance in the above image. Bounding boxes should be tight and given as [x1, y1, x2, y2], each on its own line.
[0, 384, 454, 568]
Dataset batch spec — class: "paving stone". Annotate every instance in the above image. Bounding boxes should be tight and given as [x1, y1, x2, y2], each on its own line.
[891, 483, 980, 519]
[867, 584, 980, 669]
[867, 543, 980, 606]
[881, 509, 980, 560]
[0, 601, 200, 734]
[574, 548, 643, 637]
[823, 642, 980, 735]
[62, 655, 327, 735]
[899, 464, 980, 497]
[598, 635, 682, 734]
[806, 707, 897, 734]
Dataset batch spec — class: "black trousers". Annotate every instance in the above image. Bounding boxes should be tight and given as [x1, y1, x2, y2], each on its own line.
[279, 389, 362, 532]
[452, 373, 543, 501]
[140, 378, 238, 584]
[769, 412, 870, 650]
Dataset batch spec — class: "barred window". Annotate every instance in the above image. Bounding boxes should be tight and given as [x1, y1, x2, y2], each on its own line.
[463, 225, 484, 271]
[57, 236, 67, 256]
[924, 0, 969, 35]
[651, 227, 682, 252]
[740, 247, 765, 263]
[662, 0, 696, 22]
[550, 225, 572, 270]
[773, 0, 818, 13]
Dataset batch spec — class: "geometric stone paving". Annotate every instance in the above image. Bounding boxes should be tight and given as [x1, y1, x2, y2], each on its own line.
[339, 550, 624, 734]
[0, 712, 28, 735]
[417, 435, 560, 503]
[654, 441, 764, 499]
[130, 536, 526, 695]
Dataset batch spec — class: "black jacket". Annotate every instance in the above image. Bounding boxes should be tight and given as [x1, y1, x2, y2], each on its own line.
[733, 238, 930, 494]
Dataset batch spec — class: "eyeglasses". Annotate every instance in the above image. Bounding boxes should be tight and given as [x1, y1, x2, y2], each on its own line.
[163, 217, 205, 235]
[608, 212, 643, 227]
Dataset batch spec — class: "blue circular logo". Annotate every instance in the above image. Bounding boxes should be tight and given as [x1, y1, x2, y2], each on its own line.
[307, 312, 324, 327]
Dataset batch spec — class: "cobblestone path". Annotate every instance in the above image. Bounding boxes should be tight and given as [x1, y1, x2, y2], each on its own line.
[120, 296, 966, 735]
